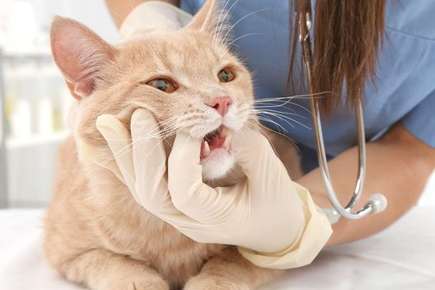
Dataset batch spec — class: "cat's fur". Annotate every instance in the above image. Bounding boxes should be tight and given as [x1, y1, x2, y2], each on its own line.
[44, 1, 301, 290]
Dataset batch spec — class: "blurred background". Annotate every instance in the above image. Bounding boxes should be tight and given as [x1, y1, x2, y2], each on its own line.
[0, 0, 118, 207]
[0, 0, 434, 209]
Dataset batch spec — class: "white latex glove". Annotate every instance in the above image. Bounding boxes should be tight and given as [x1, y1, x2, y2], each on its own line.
[167, 130, 308, 253]
[119, 1, 192, 40]
[94, 110, 332, 269]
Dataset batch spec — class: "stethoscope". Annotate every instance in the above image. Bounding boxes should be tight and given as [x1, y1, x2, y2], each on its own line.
[295, 0, 388, 224]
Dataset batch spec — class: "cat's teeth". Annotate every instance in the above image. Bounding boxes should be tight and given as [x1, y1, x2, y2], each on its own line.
[223, 135, 232, 151]
[203, 141, 211, 156]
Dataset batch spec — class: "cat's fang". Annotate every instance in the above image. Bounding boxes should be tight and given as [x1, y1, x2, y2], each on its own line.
[200, 126, 234, 161]
[223, 135, 232, 151]
[200, 140, 211, 159]
[203, 141, 211, 156]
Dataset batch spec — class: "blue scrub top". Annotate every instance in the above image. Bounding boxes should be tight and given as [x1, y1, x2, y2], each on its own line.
[181, 0, 435, 172]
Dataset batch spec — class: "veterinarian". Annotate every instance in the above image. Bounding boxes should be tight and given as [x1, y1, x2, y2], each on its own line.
[101, 0, 435, 269]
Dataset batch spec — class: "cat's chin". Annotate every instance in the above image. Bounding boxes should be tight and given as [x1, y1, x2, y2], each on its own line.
[201, 149, 235, 181]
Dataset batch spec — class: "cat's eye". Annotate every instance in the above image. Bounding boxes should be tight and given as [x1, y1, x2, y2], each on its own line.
[218, 68, 236, 83]
[146, 78, 178, 93]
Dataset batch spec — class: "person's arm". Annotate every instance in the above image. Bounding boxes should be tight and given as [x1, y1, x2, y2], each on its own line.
[105, 0, 180, 28]
[298, 123, 435, 246]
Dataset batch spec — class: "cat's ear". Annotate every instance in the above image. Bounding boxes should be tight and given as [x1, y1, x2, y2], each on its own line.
[50, 16, 116, 100]
[186, 0, 223, 33]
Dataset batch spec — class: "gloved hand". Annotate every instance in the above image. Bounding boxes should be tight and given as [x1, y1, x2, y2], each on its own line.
[167, 128, 308, 253]
[119, 1, 192, 40]
[95, 109, 332, 269]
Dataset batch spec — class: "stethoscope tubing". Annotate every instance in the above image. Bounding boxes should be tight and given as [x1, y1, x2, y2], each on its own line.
[295, 0, 388, 224]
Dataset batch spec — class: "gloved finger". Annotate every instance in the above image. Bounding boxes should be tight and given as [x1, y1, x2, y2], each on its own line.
[128, 110, 212, 226]
[130, 109, 169, 206]
[232, 128, 305, 214]
[168, 131, 241, 224]
[96, 114, 135, 188]
[232, 128, 289, 185]
[96, 113, 216, 238]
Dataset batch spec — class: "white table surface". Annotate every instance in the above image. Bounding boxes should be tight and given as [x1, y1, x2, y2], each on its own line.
[0, 207, 434, 290]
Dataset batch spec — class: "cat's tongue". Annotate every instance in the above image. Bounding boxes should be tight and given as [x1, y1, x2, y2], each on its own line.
[200, 127, 232, 160]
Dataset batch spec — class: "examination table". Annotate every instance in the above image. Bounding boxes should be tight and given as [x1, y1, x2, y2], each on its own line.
[0, 207, 434, 290]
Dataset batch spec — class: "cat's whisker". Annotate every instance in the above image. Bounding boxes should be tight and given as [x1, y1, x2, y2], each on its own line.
[253, 106, 307, 116]
[255, 103, 300, 112]
[226, 32, 264, 48]
[257, 111, 311, 130]
[252, 91, 331, 114]
[248, 105, 311, 130]
[104, 124, 177, 161]
[212, 18, 227, 45]
[256, 116, 288, 133]
[220, 32, 264, 59]
[258, 102, 312, 115]
[213, 4, 228, 38]
[253, 91, 330, 104]
[213, 0, 242, 46]
[98, 116, 181, 161]
[217, 0, 238, 30]
[139, 119, 179, 139]
[255, 111, 296, 129]
[253, 107, 304, 115]
[253, 109, 308, 122]
[246, 117, 281, 136]
[221, 8, 270, 45]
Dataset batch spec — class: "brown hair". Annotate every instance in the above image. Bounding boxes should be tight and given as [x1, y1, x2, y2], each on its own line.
[291, 0, 386, 112]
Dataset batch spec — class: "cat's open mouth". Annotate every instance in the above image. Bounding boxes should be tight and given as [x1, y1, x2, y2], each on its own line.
[200, 126, 232, 160]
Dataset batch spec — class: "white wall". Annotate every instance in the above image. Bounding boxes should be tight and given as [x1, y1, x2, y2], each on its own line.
[2, 0, 120, 207]
[7, 135, 64, 207]
[37, 0, 119, 43]
[0, 0, 119, 53]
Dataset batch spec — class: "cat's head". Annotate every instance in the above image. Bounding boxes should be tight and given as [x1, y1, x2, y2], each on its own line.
[51, 0, 255, 181]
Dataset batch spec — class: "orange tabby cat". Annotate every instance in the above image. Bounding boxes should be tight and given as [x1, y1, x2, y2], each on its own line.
[44, 1, 301, 289]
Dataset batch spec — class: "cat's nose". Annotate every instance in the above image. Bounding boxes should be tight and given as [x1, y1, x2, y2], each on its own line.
[206, 96, 233, 116]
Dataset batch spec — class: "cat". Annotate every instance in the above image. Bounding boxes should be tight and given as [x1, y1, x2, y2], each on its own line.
[44, 1, 302, 290]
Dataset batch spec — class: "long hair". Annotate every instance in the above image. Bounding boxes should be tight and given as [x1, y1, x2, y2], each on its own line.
[290, 0, 386, 112]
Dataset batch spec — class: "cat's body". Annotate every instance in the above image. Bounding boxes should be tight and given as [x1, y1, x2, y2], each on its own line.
[44, 1, 301, 289]
[45, 132, 299, 290]
[45, 137, 224, 289]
